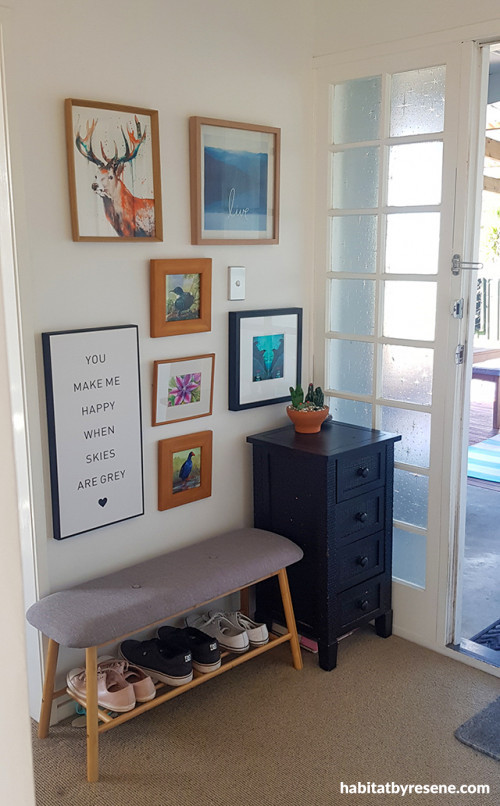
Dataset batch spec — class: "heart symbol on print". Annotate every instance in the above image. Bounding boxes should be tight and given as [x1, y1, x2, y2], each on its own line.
[98, 498, 108, 507]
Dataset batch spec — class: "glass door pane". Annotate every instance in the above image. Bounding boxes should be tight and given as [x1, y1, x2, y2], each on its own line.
[326, 61, 447, 590]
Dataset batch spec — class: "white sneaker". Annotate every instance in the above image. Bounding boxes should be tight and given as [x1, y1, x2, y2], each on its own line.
[210, 611, 269, 647]
[186, 612, 249, 654]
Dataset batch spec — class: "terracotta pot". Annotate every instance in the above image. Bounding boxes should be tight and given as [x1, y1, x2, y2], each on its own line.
[286, 405, 329, 434]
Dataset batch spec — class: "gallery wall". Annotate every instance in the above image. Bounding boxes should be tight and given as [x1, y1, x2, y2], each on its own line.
[2, 0, 314, 708]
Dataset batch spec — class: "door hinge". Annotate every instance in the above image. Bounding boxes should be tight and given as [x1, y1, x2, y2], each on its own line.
[451, 254, 483, 275]
[455, 344, 465, 365]
[452, 298, 464, 319]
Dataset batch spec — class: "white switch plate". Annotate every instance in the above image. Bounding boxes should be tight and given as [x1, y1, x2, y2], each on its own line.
[228, 266, 245, 300]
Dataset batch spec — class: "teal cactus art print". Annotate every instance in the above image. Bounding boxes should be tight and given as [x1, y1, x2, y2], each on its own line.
[252, 333, 284, 381]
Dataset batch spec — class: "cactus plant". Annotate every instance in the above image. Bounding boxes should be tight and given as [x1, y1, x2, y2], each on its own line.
[289, 383, 304, 409]
[289, 382, 325, 411]
[313, 386, 324, 408]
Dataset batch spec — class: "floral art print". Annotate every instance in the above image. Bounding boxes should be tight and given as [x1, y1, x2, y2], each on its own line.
[168, 373, 202, 407]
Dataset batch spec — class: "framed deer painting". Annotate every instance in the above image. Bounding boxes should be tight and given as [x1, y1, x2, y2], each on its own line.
[65, 99, 163, 241]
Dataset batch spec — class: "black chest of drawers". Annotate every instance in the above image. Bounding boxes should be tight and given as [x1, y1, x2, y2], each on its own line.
[247, 421, 401, 670]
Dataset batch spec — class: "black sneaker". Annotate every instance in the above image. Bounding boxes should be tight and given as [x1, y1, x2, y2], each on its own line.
[119, 638, 192, 687]
[157, 625, 221, 674]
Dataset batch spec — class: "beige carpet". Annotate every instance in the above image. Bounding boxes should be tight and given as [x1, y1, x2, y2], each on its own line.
[31, 627, 500, 806]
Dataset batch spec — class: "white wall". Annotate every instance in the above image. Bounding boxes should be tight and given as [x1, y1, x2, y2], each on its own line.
[2, 0, 314, 712]
[314, 0, 500, 57]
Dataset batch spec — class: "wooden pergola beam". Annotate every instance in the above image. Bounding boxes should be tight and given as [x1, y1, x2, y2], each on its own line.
[486, 137, 500, 162]
[484, 174, 500, 193]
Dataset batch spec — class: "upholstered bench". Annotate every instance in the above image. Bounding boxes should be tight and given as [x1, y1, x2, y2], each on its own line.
[27, 527, 304, 782]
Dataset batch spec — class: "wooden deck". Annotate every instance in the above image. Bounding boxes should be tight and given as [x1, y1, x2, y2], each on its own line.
[468, 400, 497, 446]
[468, 396, 500, 490]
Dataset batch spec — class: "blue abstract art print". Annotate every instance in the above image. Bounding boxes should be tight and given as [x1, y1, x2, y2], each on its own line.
[190, 117, 280, 244]
[204, 146, 268, 233]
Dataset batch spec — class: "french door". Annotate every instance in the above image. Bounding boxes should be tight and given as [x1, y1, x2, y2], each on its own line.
[313, 42, 486, 651]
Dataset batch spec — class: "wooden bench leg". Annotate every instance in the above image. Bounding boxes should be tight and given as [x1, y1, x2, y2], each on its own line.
[38, 638, 59, 739]
[494, 378, 500, 431]
[277, 568, 303, 670]
[85, 646, 99, 783]
[239, 585, 250, 616]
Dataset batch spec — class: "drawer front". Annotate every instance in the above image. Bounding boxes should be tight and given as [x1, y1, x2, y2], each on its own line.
[337, 532, 384, 590]
[335, 489, 385, 542]
[337, 448, 385, 501]
[338, 578, 382, 630]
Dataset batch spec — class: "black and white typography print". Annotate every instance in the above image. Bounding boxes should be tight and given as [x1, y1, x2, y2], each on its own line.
[43, 325, 144, 539]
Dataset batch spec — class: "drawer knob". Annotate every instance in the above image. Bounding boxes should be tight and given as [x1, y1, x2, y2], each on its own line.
[357, 466, 370, 478]
[355, 511, 368, 523]
[356, 555, 369, 567]
[358, 599, 370, 611]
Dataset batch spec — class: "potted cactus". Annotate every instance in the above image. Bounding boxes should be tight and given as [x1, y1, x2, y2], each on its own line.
[286, 382, 329, 433]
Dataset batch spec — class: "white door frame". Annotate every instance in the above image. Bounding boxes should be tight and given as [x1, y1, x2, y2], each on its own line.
[313, 33, 500, 677]
[0, 14, 43, 715]
[442, 40, 498, 650]
[0, 19, 37, 805]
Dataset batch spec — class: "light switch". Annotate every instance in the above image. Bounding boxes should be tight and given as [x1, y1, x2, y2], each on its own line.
[228, 266, 245, 300]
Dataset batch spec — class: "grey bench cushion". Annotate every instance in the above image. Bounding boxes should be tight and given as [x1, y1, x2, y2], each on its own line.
[26, 528, 303, 648]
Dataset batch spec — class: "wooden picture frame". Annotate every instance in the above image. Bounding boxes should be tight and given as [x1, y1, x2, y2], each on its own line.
[152, 354, 215, 426]
[65, 98, 163, 241]
[150, 258, 212, 337]
[158, 430, 212, 510]
[189, 116, 280, 245]
[228, 308, 302, 411]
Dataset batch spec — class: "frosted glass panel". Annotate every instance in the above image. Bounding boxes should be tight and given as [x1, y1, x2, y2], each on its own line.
[327, 339, 373, 395]
[386, 213, 440, 274]
[383, 281, 436, 341]
[329, 278, 375, 335]
[381, 406, 431, 467]
[382, 345, 433, 405]
[388, 143, 443, 206]
[392, 527, 426, 588]
[390, 66, 446, 137]
[393, 468, 429, 528]
[330, 215, 377, 273]
[326, 396, 372, 428]
[333, 76, 382, 144]
[332, 148, 379, 209]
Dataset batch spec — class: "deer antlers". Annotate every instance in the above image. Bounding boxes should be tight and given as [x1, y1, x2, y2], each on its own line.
[75, 116, 147, 169]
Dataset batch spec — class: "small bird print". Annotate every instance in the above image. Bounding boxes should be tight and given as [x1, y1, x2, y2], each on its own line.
[172, 447, 201, 494]
[172, 287, 195, 317]
[166, 273, 201, 322]
[179, 451, 195, 488]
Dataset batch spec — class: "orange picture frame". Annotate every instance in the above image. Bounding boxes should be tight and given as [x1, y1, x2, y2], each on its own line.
[150, 258, 212, 338]
[158, 430, 212, 511]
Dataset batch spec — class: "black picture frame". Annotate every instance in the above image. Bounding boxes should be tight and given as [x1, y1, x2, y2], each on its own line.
[228, 308, 302, 411]
[42, 324, 144, 540]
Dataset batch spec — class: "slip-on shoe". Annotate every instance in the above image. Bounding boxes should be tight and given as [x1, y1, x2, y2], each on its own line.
[157, 625, 221, 673]
[120, 638, 193, 687]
